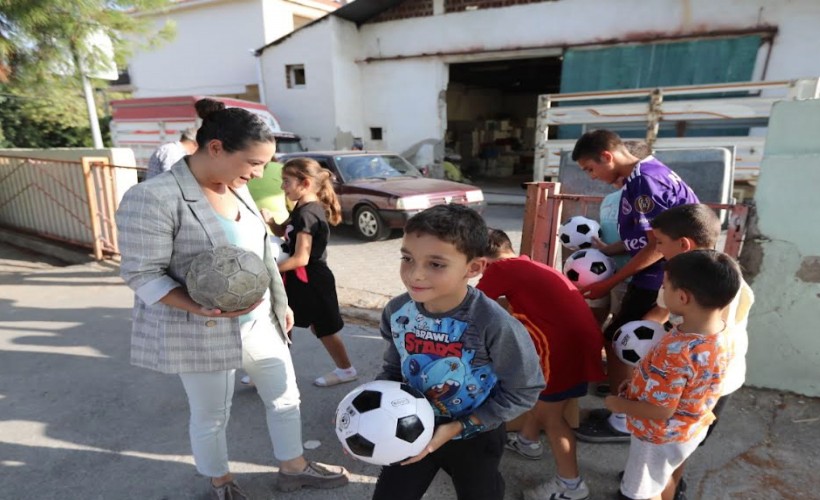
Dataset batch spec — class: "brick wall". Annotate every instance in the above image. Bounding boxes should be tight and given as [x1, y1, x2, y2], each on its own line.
[369, 0, 434, 23]
[445, 0, 556, 14]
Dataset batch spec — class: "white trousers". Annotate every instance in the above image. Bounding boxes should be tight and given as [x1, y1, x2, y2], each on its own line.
[179, 319, 303, 477]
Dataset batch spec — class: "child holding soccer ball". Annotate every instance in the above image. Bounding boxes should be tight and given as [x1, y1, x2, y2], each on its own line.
[572, 130, 699, 442]
[373, 205, 544, 500]
[605, 249, 741, 500]
[647, 204, 755, 498]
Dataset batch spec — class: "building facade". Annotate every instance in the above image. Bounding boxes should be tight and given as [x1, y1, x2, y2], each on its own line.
[128, 0, 339, 100]
[256, 0, 820, 170]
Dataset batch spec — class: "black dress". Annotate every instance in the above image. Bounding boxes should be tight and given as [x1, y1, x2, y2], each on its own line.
[282, 201, 344, 337]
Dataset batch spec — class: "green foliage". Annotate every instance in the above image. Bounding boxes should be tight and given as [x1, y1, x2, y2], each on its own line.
[0, 0, 175, 147]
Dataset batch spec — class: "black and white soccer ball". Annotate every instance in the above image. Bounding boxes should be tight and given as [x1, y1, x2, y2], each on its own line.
[558, 216, 602, 251]
[612, 320, 669, 366]
[563, 248, 615, 288]
[335, 380, 434, 466]
[186, 245, 270, 312]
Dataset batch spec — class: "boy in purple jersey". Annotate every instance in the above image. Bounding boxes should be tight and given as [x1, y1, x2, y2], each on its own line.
[571, 130, 699, 444]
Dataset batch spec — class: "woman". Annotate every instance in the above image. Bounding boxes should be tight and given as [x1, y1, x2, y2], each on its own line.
[116, 99, 348, 499]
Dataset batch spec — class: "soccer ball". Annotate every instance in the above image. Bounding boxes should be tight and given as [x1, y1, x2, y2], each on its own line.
[563, 249, 615, 288]
[335, 380, 435, 466]
[558, 216, 602, 250]
[269, 235, 289, 265]
[612, 320, 669, 366]
[186, 245, 271, 312]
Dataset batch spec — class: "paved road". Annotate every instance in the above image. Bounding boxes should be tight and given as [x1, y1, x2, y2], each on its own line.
[328, 204, 525, 310]
[1, 204, 818, 499]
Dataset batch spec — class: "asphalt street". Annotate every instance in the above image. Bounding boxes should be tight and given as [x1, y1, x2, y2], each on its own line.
[0, 204, 818, 499]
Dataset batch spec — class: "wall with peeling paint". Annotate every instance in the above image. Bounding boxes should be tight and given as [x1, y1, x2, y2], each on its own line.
[744, 99, 820, 397]
[260, 0, 820, 163]
[259, 17, 340, 151]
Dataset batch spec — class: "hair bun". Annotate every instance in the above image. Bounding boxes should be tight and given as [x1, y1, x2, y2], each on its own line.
[194, 98, 226, 120]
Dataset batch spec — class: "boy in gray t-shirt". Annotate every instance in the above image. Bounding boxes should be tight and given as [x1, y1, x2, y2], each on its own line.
[373, 204, 545, 500]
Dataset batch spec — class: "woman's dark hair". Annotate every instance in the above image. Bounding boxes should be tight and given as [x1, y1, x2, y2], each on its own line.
[194, 98, 275, 152]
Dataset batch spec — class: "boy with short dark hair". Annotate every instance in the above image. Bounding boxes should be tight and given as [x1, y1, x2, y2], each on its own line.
[479, 229, 604, 500]
[373, 205, 545, 500]
[605, 249, 741, 500]
[649, 204, 755, 498]
[572, 130, 699, 442]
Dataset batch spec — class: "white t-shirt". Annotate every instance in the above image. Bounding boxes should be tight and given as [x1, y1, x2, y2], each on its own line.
[657, 278, 754, 395]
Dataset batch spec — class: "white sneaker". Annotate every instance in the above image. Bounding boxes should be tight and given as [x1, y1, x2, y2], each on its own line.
[505, 432, 543, 460]
[239, 375, 255, 387]
[522, 477, 590, 500]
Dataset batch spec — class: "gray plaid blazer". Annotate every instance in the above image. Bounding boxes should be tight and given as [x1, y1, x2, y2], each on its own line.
[116, 159, 289, 374]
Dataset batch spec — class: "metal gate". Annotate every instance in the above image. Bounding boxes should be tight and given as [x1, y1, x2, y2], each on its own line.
[0, 155, 121, 260]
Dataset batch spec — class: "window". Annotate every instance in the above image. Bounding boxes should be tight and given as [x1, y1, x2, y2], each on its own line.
[286, 64, 306, 88]
[370, 127, 383, 140]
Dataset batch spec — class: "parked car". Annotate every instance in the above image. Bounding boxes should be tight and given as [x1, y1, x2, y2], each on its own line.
[276, 151, 485, 241]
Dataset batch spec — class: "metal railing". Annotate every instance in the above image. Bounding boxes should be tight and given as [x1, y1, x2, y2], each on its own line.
[533, 78, 820, 183]
[0, 155, 123, 260]
[520, 182, 749, 269]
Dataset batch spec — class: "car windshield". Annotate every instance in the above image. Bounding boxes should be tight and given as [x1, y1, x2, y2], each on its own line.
[335, 154, 421, 181]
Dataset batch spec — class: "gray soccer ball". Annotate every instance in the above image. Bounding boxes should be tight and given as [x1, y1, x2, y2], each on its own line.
[186, 246, 271, 312]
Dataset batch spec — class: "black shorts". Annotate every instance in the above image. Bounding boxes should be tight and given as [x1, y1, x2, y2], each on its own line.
[284, 263, 344, 337]
[603, 283, 659, 341]
[373, 425, 506, 500]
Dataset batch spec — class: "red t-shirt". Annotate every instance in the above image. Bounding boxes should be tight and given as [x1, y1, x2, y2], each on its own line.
[478, 255, 605, 395]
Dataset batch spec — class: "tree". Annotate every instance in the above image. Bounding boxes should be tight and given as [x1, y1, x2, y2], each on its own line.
[0, 0, 175, 147]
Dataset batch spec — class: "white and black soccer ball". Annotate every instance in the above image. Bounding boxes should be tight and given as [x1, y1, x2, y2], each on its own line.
[335, 380, 435, 466]
[558, 216, 602, 251]
[186, 245, 271, 312]
[269, 235, 289, 265]
[563, 248, 615, 288]
[612, 320, 669, 366]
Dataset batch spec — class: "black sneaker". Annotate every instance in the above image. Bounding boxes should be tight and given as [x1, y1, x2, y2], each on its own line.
[575, 416, 630, 443]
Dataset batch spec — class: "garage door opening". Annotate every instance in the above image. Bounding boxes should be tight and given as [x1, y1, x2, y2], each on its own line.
[445, 56, 561, 185]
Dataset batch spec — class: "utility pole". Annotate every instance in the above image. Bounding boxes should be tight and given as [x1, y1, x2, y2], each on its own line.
[72, 42, 104, 149]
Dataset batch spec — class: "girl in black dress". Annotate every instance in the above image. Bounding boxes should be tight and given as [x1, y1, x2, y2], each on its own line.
[271, 157, 357, 387]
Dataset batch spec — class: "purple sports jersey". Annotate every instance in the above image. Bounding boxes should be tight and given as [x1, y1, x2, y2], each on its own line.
[618, 156, 699, 290]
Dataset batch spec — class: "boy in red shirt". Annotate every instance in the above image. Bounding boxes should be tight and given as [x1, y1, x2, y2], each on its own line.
[478, 229, 605, 500]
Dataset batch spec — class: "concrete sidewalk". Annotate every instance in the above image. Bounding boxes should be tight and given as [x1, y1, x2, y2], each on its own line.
[0, 244, 818, 499]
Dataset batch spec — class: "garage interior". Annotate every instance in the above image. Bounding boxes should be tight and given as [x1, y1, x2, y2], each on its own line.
[445, 56, 562, 184]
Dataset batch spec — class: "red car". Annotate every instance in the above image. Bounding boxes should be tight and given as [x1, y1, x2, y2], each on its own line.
[276, 151, 485, 240]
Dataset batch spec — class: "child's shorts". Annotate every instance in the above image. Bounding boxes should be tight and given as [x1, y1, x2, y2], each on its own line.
[538, 382, 588, 403]
[620, 430, 706, 499]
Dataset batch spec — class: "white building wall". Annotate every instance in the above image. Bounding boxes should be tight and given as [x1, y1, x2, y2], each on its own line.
[131, 0, 265, 97]
[329, 18, 365, 150]
[359, 59, 448, 167]
[259, 18, 338, 150]
[260, 0, 820, 160]
[129, 0, 333, 99]
[359, 0, 820, 81]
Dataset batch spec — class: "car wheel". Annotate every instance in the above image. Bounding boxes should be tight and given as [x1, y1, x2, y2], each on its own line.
[354, 206, 390, 241]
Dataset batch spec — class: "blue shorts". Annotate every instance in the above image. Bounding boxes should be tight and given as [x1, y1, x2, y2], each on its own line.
[538, 382, 589, 403]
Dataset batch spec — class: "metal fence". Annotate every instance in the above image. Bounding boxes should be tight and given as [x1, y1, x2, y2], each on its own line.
[0, 155, 122, 260]
[520, 182, 749, 269]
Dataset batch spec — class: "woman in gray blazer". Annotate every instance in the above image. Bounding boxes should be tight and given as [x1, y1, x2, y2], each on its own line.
[116, 100, 348, 499]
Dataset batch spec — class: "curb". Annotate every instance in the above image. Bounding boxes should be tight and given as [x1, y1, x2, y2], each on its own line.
[0, 228, 95, 265]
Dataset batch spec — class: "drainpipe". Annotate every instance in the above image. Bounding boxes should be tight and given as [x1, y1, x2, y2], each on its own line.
[253, 50, 267, 105]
